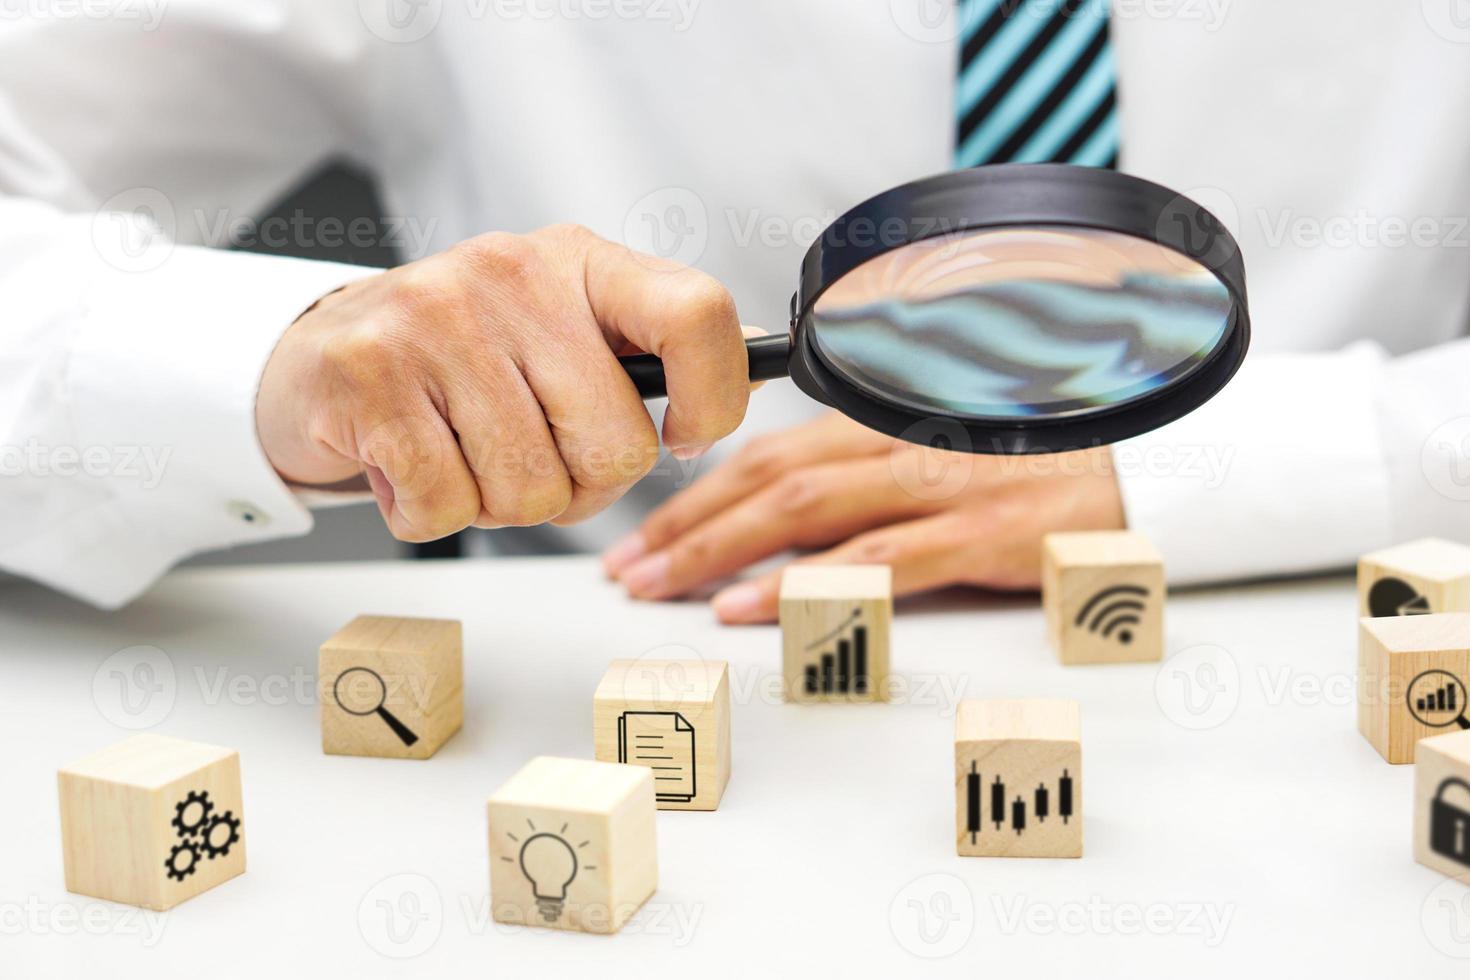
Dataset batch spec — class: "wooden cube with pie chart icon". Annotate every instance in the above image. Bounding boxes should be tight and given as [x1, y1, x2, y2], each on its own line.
[487, 756, 658, 934]
[779, 564, 892, 703]
[1358, 613, 1470, 764]
[58, 734, 246, 910]
[1042, 531, 1164, 665]
[319, 615, 462, 760]
[1358, 538, 1470, 618]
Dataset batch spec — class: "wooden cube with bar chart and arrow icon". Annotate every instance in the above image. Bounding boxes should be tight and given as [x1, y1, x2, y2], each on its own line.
[487, 756, 658, 935]
[593, 659, 731, 811]
[319, 615, 463, 760]
[1359, 612, 1470, 764]
[955, 699, 1081, 858]
[779, 564, 892, 703]
[1414, 728, 1470, 879]
[1358, 538, 1470, 618]
[1042, 530, 1164, 665]
[57, 734, 246, 910]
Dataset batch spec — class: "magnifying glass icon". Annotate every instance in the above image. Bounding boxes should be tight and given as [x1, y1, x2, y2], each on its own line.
[1407, 669, 1470, 731]
[619, 163, 1250, 454]
[332, 667, 420, 746]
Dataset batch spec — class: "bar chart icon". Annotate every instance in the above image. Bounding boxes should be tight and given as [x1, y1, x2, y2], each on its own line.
[801, 608, 870, 696]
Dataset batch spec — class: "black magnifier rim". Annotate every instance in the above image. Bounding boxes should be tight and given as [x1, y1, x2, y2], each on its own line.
[787, 163, 1250, 454]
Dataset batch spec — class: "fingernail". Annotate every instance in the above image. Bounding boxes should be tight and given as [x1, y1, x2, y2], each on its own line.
[713, 582, 764, 623]
[620, 552, 671, 596]
[671, 443, 712, 461]
[602, 532, 647, 577]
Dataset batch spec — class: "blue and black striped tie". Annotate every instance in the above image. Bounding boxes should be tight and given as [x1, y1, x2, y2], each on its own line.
[955, 0, 1119, 169]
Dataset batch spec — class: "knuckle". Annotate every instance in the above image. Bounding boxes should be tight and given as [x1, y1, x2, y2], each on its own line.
[668, 271, 737, 327]
[734, 434, 787, 483]
[847, 533, 903, 566]
[490, 480, 573, 527]
[455, 232, 541, 284]
[321, 324, 400, 388]
[769, 471, 826, 519]
[385, 269, 458, 321]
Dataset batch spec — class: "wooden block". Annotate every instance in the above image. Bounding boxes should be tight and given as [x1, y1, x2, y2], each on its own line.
[58, 734, 246, 910]
[1358, 538, 1470, 617]
[593, 659, 730, 811]
[779, 564, 891, 703]
[487, 756, 657, 934]
[954, 699, 1081, 858]
[1042, 531, 1164, 665]
[1358, 613, 1470, 764]
[319, 615, 462, 760]
[1415, 730, 1470, 878]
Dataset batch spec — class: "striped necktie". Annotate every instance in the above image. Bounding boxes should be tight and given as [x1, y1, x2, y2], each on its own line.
[955, 0, 1119, 169]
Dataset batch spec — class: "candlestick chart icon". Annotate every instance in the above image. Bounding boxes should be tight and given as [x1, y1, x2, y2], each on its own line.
[963, 762, 1073, 842]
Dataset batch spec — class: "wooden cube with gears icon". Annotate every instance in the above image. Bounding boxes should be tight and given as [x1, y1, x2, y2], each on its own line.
[1415, 729, 1470, 878]
[955, 699, 1082, 858]
[1359, 538, 1470, 618]
[57, 734, 246, 910]
[1042, 530, 1164, 665]
[487, 756, 658, 935]
[319, 615, 463, 760]
[779, 564, 892, 703]
[593, 658, 731, 811]
[1359, 613, 1470, 764]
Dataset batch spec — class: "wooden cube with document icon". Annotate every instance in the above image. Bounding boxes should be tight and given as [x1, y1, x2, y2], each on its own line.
[1358, 538, 1470, 618]
[593, 659, 730, 811]
[319, 615, 462, 760]
[779, 564, 892, 703]
[1358, 613, 1470, 764]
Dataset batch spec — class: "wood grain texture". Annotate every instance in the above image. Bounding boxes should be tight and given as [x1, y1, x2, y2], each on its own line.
[593, 659, 730, 811]
[1042, 531, 1164, 665]
[319, 615, 462, 760]
[58, 734, 246, 910]
[779, 565, 891, 703]
[1414, 729, 1470, 880]
[1358, 613, 1470, 764]
[955, 699, 1081, 858]
[487, 757, 657, 934]
[1358, 538, 1470, 617]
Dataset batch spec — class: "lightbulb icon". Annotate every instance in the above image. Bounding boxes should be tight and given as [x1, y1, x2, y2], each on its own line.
[518, 832, 578, 923]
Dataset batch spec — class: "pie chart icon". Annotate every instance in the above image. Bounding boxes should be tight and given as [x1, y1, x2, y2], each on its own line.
[1368, 577, 1432, 617]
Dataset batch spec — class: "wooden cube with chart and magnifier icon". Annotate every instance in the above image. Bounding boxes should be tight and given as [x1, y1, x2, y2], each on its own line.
[954, 699, 1082, 859]
[1042, 530, 1164, 665]
[1358, 538, 1470, 618]
[319, 615, 462, 760]
[487, 756, 658, 935]
[779, 564, 892, 703]
[57, 734, 246, 910]
[1359, 613, 1470, 764]
[593, 659, 731, 811]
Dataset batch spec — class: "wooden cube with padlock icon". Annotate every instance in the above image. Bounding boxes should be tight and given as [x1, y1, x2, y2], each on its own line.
[1415, 729, 1470, 879]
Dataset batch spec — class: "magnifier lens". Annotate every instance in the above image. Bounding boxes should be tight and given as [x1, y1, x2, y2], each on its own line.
[335, 668, 386, 715]
[807, 226, 1234, 420]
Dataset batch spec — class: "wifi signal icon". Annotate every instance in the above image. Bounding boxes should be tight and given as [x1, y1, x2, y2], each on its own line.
[1074, 585, 1148, 645]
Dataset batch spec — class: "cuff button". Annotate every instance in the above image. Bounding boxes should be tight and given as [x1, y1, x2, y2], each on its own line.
[228, 501, 270, 528]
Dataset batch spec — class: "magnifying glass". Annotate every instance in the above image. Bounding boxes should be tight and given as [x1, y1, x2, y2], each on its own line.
[1407, 669, 1470, 731]
[332, 667, 420, 746]
[620, 163, 1249, 454]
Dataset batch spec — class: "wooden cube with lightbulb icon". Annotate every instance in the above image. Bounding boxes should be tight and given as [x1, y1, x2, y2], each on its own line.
[1042, 531, 1164, 665]
[1358, 538, 1470, 618]
[318, 615, 462, 760]
[955, 699, 1082, 858]
[779, 564, 892, 702]
[487, 756, 658, 934]
[1358, 613, 1470, 764]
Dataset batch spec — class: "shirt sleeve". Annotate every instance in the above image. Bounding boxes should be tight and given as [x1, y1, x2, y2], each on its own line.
[1116, 339, 1470, 586]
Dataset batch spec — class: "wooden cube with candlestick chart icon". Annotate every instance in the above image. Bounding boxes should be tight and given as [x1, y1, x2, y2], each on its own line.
[779, 564, 891, 703]
[955, 699, 1081, 858]
[487, 757, 657, 934]
[1359, 613, 1470, 764]
[57, 734, 246, 910]
[319, 615, 462, 760]
[1358, 538, 1470, 618]
[593, 659, 731, 811]
[1414, 729, 1470, 878]
[1042, 531, 1164, 665]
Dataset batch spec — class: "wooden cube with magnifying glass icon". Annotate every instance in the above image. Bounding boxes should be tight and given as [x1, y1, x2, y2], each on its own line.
[318, 615, 462, 760]
[1358, 612, 1470, 764]
[487, 756, 658, 935]
[1042, 531, 1164, 665]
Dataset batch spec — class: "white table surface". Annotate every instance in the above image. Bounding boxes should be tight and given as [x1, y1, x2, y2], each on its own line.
[3, 556, 1468, 977]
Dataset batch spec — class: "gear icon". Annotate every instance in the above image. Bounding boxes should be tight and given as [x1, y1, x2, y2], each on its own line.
[200, 810, 242, 859]
[164, 840, 201, 881]
[172, 790, 214, 838]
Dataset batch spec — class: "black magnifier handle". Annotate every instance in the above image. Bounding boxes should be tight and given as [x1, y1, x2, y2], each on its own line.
[376, 705, 420, 746]
[621, 334, 792, 400]
[1456, 714, 1470, 731]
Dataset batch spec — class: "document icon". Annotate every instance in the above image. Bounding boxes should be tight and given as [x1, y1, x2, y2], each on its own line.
[617, 711, 697, 803]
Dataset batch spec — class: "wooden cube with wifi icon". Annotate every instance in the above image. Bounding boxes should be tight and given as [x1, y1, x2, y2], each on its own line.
[1042, 531, 1164, 665]
[779, 565, 892, 703]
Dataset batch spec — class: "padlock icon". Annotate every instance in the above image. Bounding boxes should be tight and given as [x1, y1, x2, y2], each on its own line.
[1431, 777, 1470, 868]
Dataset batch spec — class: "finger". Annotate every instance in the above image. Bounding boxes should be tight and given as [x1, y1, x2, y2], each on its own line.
[356, 404, 481, 542]
[583, 238, 747, 454]
[618, 455, 935, 600]
[710, 513, 973, 624]
[603, 412, 892, 577]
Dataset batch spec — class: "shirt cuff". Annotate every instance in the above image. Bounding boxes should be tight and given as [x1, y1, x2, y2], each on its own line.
[1114, 342, 1396, 586]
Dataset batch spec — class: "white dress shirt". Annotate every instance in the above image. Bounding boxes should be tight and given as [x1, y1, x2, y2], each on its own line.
[1, 0, 1468, 606]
